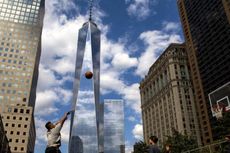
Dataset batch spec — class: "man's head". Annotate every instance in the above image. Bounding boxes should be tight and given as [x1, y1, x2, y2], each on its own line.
[166, 144, 171, 151]
[149, 135, 158, 145]
[45, 121, 55, 130]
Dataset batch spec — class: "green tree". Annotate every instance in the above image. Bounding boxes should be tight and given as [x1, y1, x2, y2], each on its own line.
[213, 111, 230, 140]
[133, 140, 148, 153]
[162, 129, 198, 153]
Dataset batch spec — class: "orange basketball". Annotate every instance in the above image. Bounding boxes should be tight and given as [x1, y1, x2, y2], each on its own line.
[85, 71, 93, 79]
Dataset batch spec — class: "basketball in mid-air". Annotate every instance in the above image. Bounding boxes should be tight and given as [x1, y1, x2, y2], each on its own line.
[85, 71, 93, 79]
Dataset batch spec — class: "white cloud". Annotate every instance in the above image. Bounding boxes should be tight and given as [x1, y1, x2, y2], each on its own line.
[125, 141, 134, 153]
[35, 117, 47, 143]
[37, 64, 58, 92]
[126, 0, 157, 20]
[123, 83, 141, 113]
[112, 52, 138, 70]
[136, 30, 182, 77]
[35, 90, 59, 116]
[128, 116, 136, 122]
[162, 21, 180, 32]
[132, 124, 143, 140]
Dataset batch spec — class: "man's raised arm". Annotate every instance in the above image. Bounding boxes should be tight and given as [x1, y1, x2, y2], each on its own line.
[55, 112, 68, 126]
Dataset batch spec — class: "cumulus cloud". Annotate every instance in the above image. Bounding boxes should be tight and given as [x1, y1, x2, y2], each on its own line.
[126, 0, 157, 20]
[136, 29, 182, 77]
[123, 83, 141, 113]
[132, 124, 143, 140]
[112, 52, 138, 70]
[125, 141, 134, 153]
[35, 90, 59, 116]
[162, 21, 180, 32]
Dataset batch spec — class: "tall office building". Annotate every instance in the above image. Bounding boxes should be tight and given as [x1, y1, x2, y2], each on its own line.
[140, 43, 201, 146]
[0, 115, 11, 153]
[0, 0, 45, 152]
[69, 136, 83, 153]
[177, 0, 230, 145]
[69, 19, 103, 153]
[104, 99, 125, 153]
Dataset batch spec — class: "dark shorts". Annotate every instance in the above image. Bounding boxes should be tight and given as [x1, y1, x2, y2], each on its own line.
[45, 147, 61, 153]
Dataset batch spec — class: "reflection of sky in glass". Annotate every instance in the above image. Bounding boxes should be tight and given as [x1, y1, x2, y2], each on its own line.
[70, 22, 102, 153]
[104, 99, 124, 153]
[72, 28, 98, 153]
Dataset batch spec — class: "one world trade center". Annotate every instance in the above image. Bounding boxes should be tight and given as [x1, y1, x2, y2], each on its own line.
[68, 12, 104, 153]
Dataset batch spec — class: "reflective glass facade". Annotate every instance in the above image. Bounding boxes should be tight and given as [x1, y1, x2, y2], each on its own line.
[0, 0, 42, 25]
[69, 21, 103, 153]
[104, 99, 125, 153]
[0, 0, 44, 152]
[178, 0, 230, 144]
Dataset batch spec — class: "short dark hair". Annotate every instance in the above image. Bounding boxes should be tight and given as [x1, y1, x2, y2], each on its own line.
[149, 135, 158, 143]
[45, 121, 52, 130]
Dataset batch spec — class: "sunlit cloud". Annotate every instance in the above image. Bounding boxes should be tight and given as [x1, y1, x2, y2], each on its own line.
[126, 0, 158, 20]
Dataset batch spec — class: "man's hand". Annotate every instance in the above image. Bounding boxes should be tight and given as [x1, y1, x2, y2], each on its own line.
[55, 112, 68, 126]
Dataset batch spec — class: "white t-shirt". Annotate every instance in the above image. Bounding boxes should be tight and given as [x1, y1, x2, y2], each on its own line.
[47, 123, 62, 147]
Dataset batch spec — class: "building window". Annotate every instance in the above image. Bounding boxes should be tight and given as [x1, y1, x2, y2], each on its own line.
[25, 117, 28, 121]
[14, 147, 17, 151]
[23, 132, 26, 135]
[16, 139, 19, 143]
[8, 108, 11, 112]
[14, 108, 18, 113]
[22, 139, 25, 143]
[24, 125, 27, 128]
[17, 131, 20, 135]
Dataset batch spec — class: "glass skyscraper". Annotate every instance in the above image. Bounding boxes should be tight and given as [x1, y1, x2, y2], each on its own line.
[104, 99, 125, 153]
[0, 0, 45, 152]
[69, 20, 103, 153]
[178, 0, 230, 145]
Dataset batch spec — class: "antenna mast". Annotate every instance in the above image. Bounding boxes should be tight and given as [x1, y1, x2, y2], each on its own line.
[89, 0, 93, 21]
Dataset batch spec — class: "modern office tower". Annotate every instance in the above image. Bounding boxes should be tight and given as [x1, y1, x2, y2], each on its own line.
[140, 43, 201, 146]
[69, 18, 103, 152]
[69, 136, 83, 153]
[177, 0, 230, 145]
[104, 99, 125, 153]
[0, 115, 11, 153]
[0, 0, 45, 152]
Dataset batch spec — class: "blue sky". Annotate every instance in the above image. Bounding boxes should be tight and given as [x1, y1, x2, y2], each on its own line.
[34, 0, 183, 152]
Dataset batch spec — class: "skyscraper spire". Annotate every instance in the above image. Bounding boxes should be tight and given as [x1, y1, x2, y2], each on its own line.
[89, 0, 93, 21]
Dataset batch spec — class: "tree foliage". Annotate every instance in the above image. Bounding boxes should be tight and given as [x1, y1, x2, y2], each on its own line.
[212, 111, 230, 140]
[162, 129, 198, 153]
[133, 140, 148, 153]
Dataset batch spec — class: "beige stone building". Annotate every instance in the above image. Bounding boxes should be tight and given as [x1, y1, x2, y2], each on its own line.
[0, 0, 45, 153]
[140, 43, 201, 146]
